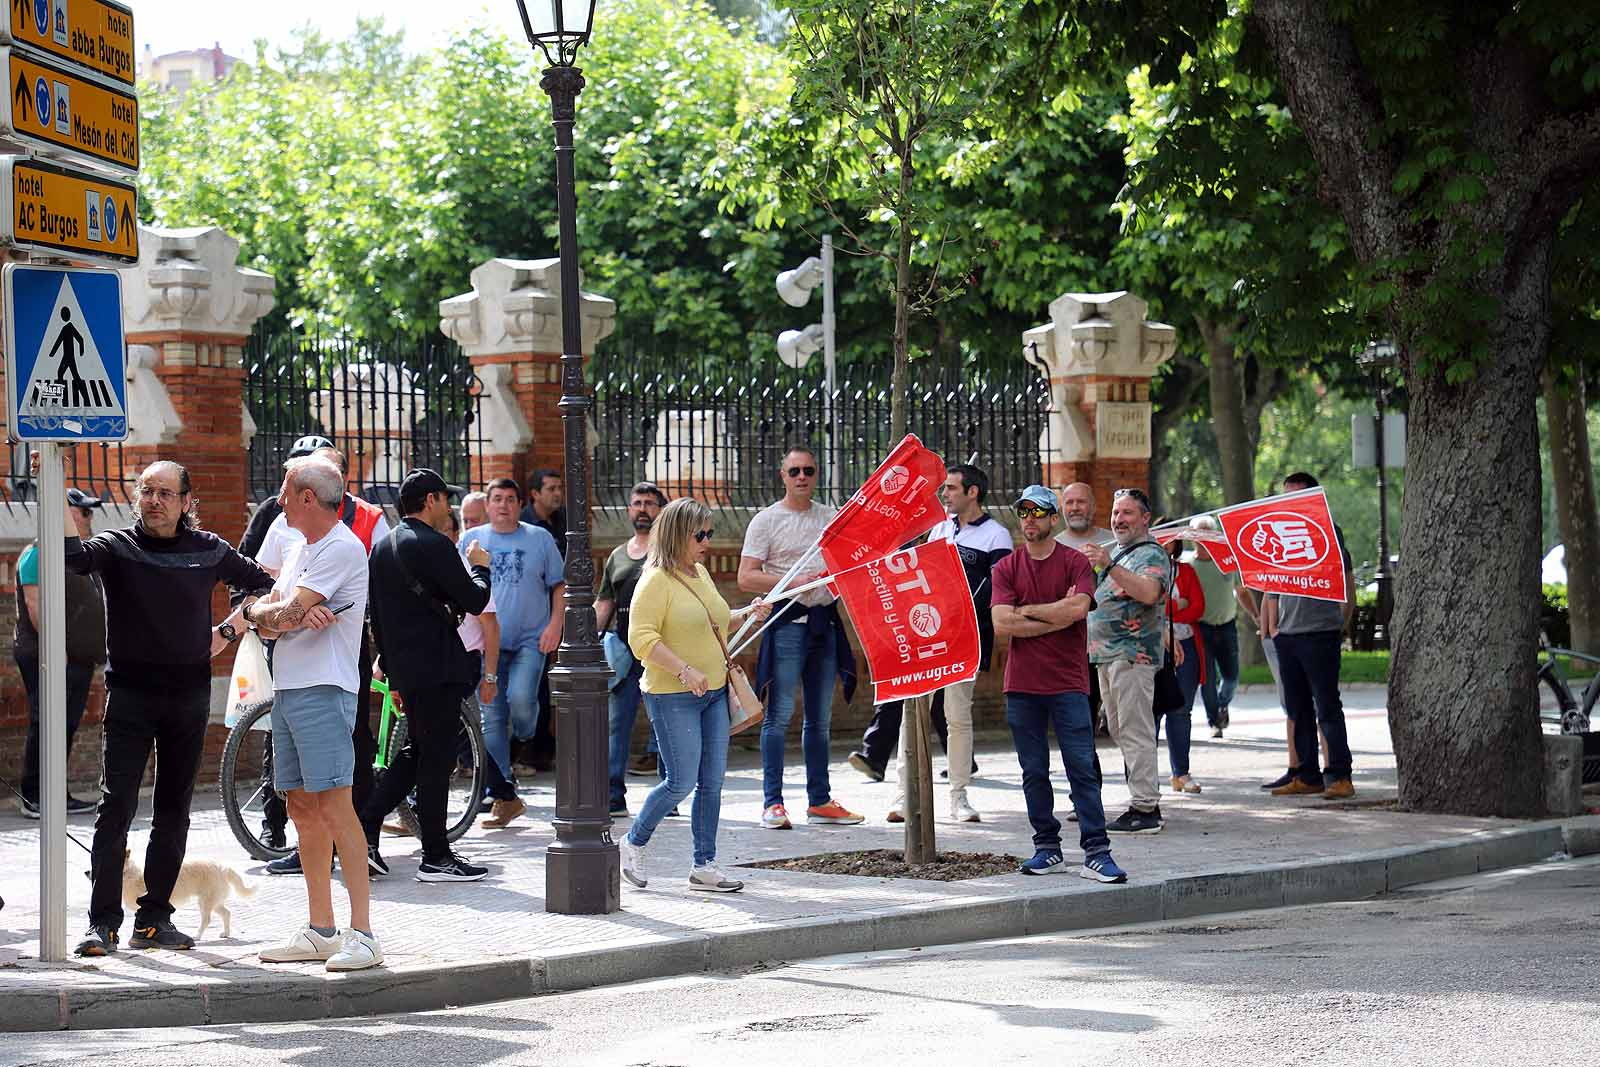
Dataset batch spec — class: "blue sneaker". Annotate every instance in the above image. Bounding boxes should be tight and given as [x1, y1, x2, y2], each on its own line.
[1019, 849, 1069, 876]
[1080, 853, 1128, 884]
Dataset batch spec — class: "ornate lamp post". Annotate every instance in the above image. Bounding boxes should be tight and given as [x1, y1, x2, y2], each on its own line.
[512, 0, 619, 914]
[1358, 339, 1399, 637]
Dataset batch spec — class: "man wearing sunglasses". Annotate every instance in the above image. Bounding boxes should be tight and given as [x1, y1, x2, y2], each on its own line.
[739, 446, 863, 829]
[1081, 487, 1171, 835]
[991, 485, 1126, 881]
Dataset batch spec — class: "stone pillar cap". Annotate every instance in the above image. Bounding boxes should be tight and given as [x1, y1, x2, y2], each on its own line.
[440, 257, 617, 358]
[119, 225, 276, 336]
[1024, 289, 1174, 379]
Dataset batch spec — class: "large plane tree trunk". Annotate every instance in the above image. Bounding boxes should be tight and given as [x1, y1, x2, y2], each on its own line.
[1544, 364, 1600, 653]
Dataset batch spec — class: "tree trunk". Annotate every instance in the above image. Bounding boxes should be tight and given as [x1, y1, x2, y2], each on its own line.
[1388, 267, 1549, 816]
[1544, 363, 1600, 652]
[903, 695, 936, 864]
[1199, 315, 1256, 505]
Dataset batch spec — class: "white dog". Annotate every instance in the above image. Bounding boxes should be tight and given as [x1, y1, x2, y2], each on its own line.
[121, 851, 257, 939]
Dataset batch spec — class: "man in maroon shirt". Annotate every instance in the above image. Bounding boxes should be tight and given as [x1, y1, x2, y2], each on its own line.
[991, 485, 1127, 882]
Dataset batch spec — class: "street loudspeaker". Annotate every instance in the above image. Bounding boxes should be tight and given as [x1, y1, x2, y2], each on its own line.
[777, 325, 825, 368]
[776, 258, 824, 307]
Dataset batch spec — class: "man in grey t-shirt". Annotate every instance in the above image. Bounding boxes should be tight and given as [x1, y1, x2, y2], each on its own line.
[1262, 472, 1356, 800]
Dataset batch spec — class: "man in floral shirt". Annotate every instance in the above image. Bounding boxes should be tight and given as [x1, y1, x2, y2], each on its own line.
[1081, 488, 1171, 835]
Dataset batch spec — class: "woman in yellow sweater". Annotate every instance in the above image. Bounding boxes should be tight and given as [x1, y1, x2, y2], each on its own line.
[623, 498, 770, 892]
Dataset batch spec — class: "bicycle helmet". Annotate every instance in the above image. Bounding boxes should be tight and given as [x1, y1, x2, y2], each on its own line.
[288, 434, 334, 458]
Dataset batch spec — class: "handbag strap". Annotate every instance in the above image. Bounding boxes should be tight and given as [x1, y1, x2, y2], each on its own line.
[665, 567, 735, 669]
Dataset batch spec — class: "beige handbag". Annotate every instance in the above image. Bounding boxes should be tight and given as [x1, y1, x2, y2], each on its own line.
[668, 570, 765, 735]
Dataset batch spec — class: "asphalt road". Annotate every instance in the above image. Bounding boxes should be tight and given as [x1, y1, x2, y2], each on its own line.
[2, 856, 1596, 1066]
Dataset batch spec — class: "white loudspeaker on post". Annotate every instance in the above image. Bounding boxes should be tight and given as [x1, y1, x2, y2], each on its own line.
[776, 257, 824, 308]
[777, 324, 825, 368]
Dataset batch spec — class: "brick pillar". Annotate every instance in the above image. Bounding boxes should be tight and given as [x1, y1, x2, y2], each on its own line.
[439, 258, 616, 489]
[1023, 292, 1175, 523]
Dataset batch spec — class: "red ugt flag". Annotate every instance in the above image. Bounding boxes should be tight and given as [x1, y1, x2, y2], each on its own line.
[1153, 525, 1239, 573]
[817, 434, 948, 576]
[832, 539, 981, 703]
[1216, 488, 1348, 603]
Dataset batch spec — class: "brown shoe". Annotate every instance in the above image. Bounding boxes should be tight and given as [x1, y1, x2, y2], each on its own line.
[1323, 778, 1355, 799]
[381, 820, 414, 837]
[482, 797, 526, 828]
[1271, 779, 1325, 796]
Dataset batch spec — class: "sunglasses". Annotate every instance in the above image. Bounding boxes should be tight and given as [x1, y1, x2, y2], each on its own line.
[1014, 502, 1054, 519]
[786, 465, 817, 478]
[1114, 487, 1152, 510]
[694, 528, 715, 543]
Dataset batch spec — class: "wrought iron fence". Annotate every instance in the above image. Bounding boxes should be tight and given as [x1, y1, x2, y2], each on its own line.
[591, 347, 1052, 511]
[0, 441, 131, 512]
[243, 330, 485, 504]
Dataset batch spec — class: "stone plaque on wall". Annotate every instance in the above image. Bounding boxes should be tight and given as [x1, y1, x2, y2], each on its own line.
[1095, 401, 1152, 459]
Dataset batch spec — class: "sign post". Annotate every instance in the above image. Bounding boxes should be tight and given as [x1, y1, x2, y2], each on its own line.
[4, 262, 125, 961]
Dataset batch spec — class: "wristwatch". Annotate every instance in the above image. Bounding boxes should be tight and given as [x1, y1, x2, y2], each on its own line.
[483, 673, 498, 684]
[218, 622, 240, 643]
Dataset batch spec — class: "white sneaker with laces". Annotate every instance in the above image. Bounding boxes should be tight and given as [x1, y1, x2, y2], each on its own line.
[620, 837, 648, 888]
[325, 929, 384, 972]
[950, 790, 981, 823]
[688, 863, 744, 893]
[760, 804, 792, 830]
[259, 925, 342, 963]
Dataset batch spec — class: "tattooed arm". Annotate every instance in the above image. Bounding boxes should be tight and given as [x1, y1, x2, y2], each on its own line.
[243, 586, 335, 634]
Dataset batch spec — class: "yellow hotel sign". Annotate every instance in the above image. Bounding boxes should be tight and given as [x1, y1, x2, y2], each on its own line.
[0, 47, 136, 173]
[0, 0, 135, 87]
[0, 155, 136, 263]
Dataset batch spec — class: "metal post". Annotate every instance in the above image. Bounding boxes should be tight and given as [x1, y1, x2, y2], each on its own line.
[821, 235, 838, 503]
[37, 443, 68, 959]
[540, 62, 621, 915]
[1373, 374, 1393, 634]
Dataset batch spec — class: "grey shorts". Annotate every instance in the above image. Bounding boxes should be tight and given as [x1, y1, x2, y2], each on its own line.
[272, 684, 357, 793]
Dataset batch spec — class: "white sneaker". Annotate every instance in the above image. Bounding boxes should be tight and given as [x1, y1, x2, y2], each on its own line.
[688, 863, 744, 893]
[259, 925, 342, 963]
[620, 837, 648, 888]
[761, 803, 792, 830]
[950, 790, 981, 823]
[325, 929, 384, 972]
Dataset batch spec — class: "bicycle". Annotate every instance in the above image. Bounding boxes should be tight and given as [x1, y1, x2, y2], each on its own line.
[220, 676, 488, 862]
[1537, 636, 1599, 784]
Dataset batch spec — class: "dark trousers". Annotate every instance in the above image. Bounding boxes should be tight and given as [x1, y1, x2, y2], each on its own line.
[262, 635, 375, 833]
[360, 679, 470, 862]
[858, 692, 950, 768]
[16, 656, 94, 801]
[1275, 630, 1353, 783]
[1005, 691, 1109, 858]
[1197, 620, 1241, 726]
[88, 684, 210, 929]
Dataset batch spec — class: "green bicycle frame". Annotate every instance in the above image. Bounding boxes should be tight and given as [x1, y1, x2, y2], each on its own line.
[369, 677, 403, 772]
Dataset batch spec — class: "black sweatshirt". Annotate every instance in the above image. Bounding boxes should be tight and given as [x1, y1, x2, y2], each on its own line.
[65, 523, 274, 691]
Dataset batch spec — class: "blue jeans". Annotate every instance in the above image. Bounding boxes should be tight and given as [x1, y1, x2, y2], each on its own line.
[1197, 620, 1240, 726]
[607, 661, 662, 811]
[627, 688, 730, 866]
[1155, 636, 1200, 778]
[1004, 692, 1109, 859]
[760, 621, 837, 809]
[483, 645, 545, 789]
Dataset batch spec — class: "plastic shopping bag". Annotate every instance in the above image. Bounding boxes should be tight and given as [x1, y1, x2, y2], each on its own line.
[225, 630, 272, 729]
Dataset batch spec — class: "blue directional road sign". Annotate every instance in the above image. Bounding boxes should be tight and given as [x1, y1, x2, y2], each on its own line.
[4, 263, 126, 441]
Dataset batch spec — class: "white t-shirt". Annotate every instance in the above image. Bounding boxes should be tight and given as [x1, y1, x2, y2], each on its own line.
[269, 521, 370, 694]
[929, 514, 1014, 555]
[741, 500, 837, 608]
[259, 507, 390, 573]
[457, 553, 498, 653]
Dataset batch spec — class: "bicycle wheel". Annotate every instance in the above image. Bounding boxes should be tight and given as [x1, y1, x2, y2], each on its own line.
[385, 697, 487, 844]
[220, 699, 296, 862]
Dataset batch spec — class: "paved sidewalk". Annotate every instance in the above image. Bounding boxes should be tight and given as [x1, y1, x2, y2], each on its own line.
[0, 690, 1593, 1030]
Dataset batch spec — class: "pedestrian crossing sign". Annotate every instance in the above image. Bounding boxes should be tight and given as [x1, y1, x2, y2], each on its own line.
[3, 262, 125, 441]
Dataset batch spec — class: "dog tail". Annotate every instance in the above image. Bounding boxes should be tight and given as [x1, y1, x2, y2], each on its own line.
[227, 868, 258, 897]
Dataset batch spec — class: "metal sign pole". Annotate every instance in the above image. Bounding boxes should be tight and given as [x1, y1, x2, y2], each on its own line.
[36, 441, 67, 961]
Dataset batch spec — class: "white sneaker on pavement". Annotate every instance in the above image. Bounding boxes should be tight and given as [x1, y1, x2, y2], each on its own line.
[688, 863, 744, 893]
[620, 837, 648, 888]
[950, 790, 981, 823]
[761, 803, 792, 830]
[325, 929, 384, 972]
[259, 925, 342, 963]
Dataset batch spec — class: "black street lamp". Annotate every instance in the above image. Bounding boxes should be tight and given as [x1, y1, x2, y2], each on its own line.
[1358, 339, 1399, 637]
[512, 0, 619, 915]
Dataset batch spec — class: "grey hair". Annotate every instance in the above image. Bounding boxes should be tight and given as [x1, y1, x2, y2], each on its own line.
[283, 457, 344, 509]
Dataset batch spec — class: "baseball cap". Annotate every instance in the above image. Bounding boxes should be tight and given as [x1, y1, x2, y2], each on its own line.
[1013, 485, 1059, 514]
[288, 434, 335, 458]
[400, 468, 466, 502]
[66, 488, 103, 509]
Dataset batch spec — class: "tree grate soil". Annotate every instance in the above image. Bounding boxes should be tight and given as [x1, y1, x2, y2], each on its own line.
[742, 848, 1021, 881]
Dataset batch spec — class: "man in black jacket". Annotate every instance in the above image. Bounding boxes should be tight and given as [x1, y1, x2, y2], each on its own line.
[362, 469, 493, 882]
[63, 460, 274, 956]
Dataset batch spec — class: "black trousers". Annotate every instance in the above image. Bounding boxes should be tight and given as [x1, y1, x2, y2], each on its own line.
[858, 691, 950, 768]
[88, 683, 210, 929]
[262, 634, 375, 834]
[16, 656, 95, 801]
[360, 679, 470, 862]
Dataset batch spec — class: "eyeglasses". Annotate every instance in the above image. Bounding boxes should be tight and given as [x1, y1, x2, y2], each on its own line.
[137, 486, 183, 503]
[1014, 502, 1054, 519]
[786, 465, 817, 478]
[694, 528, 715, 543]
[1114, 488, 1151, 510]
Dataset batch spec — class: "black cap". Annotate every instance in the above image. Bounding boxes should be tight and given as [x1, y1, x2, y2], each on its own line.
[289, 434, 335, 458]
[400, 468, 465, 508]
[67, 488, 103, 509]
